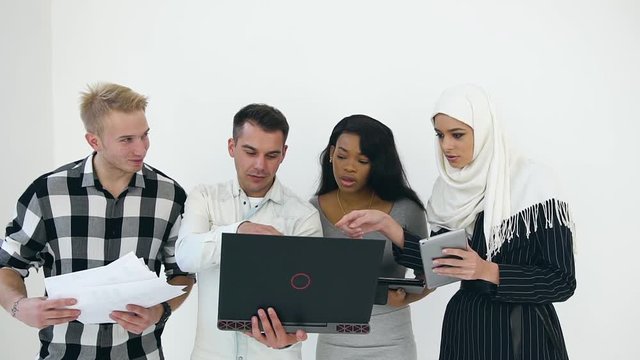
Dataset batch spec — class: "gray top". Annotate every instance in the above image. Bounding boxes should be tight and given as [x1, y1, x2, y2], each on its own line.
[311, 196, 427, 359]
[309, 196, 428, 279]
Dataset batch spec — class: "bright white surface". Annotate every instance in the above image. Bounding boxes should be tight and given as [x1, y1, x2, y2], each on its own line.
[44, 253, 185, 324]
[1, 1, 639, 359]
[0, 1, 52, 359]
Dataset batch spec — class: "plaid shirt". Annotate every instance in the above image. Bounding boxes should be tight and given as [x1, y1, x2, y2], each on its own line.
[0, 154, 192, 360]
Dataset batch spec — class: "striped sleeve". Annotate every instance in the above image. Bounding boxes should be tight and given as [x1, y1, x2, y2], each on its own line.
[494, 208, 576, 303]
[392, 230, 424, 272]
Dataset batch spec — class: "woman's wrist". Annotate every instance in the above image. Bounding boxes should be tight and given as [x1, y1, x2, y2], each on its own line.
[482, 261, 500, 285]
[383, 214, 404, 248]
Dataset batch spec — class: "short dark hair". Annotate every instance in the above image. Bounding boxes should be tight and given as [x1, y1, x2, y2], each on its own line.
[233, 104, 289, 141]
[316, 114, 425, 210]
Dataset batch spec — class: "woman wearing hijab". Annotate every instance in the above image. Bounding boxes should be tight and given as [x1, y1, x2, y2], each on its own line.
[335, 85, 576, 360]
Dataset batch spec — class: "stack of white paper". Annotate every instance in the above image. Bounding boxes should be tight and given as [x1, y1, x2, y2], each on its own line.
[44, 252, 186, 324]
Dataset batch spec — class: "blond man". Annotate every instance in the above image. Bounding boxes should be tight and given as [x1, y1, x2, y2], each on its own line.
[0, 83, 194, 359]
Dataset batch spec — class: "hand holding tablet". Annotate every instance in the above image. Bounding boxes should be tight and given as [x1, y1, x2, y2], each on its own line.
[419, 229, 469, 289]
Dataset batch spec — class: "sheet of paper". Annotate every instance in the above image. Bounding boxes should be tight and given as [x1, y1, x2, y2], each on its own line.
[44, 253, 155, 295]
[44, 252, 186, 324]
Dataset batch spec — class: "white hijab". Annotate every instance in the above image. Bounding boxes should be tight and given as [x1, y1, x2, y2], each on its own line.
[426, 84, 574, 260]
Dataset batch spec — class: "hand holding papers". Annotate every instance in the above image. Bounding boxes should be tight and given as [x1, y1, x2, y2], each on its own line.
[44, 253, 186, 324]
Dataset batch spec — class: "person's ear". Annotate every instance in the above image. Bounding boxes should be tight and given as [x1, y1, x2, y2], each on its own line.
[85, 132, 100, 151]
[228, 138, 235, 158]
[329, 145, 335, 163]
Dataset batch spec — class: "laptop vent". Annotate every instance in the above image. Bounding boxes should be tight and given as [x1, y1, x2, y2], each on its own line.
[218, 320, 252, 331]
[336, 324, 370, 334]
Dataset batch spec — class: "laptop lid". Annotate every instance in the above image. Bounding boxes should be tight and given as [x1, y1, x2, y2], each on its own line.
[217, 233, 385, 334]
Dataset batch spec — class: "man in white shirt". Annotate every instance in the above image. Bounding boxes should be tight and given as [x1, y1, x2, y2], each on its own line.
[176, 103, 323, 360]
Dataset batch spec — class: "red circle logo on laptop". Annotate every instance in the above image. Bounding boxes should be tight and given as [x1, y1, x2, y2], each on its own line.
[290, 273, 311, 290]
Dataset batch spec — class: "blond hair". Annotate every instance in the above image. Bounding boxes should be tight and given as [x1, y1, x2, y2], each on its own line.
[80, 83, 148, 134]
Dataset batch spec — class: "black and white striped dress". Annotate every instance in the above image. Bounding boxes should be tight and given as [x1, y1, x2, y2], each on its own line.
[395, 201, 576, 360]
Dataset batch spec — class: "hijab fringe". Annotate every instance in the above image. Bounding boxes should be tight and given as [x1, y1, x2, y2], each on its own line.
[487, 199, 575, 260]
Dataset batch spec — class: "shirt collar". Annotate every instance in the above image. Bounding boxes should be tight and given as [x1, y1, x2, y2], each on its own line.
[232, 176, 284, 205]
[80, 153, 146, 189]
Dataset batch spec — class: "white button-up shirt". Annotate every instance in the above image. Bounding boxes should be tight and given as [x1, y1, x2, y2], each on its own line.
[176, 178, 323, 360]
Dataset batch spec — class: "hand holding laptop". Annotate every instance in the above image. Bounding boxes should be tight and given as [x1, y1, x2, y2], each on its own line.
[246, 307, 307, 349]
[377, 276, 436, 307]
[386, 288, 407, 307]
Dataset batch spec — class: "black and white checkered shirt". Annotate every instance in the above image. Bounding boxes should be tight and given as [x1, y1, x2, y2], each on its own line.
[0, 154, 193, 360]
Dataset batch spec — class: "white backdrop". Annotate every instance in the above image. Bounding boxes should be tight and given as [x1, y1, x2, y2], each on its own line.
[1, 0, 639, 359]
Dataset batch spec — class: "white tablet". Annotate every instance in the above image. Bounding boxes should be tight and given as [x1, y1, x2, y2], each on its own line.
[419, 229, 469, 289]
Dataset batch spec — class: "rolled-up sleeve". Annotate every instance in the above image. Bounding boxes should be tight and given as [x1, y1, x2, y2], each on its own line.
[0, 185, 48, 277]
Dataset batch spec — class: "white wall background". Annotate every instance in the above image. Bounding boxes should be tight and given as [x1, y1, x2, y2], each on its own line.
[1, 0, 638, 359]
[0, 0, 52, 358]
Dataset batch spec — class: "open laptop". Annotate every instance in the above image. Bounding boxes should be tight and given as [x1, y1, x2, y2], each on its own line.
[217, 233, 385, 334]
